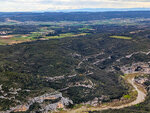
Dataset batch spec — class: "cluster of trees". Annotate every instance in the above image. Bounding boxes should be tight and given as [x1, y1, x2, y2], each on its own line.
[0, 22, 150, 111]
[0, 25, 39, 35]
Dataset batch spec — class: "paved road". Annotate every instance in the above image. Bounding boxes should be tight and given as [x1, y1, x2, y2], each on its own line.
[66, 74, 147, 113]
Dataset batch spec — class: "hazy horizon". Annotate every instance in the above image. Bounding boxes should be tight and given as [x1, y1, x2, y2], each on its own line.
[1, 0, 150, 12]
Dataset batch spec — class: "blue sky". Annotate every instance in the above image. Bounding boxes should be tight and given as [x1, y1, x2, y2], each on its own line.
[0, 0, 150, 12]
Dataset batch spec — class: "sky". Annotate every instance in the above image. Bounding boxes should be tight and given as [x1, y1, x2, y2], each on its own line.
[0, 0, 150, 12]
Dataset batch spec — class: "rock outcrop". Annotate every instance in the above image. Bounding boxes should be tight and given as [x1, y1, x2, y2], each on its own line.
[5, 92, 73, 113]
[121, 62, 150, 74]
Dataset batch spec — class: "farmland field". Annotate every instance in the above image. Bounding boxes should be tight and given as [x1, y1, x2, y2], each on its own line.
[110, 36, 132, 40]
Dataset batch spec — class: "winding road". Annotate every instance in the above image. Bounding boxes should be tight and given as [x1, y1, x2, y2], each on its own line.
[66, 73, 147, 113]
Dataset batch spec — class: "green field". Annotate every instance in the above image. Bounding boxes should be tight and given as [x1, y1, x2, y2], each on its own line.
[78, 27, 92, 31]
[110, 36, 132, 40]
[123, 95, 131, 99]
[46, 33, 89, 39]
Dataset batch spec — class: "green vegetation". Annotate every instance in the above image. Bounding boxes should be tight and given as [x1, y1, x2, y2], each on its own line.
[46, 33, 89, 39]
[11, 36, 34, 41]
[110, 36, 132, 40]
[0, 12, 150, 112]
[73, 104, 84, 109]
[0, 24, 92, 45]
[123, 95, 131, 99]
[78, 27, 92, 31]
[0, 26, 150, 111]
[90, 75, 150, 113]
[0, 42, 7, 45]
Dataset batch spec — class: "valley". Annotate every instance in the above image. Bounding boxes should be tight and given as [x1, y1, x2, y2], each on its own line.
[0, 12, 150, 113]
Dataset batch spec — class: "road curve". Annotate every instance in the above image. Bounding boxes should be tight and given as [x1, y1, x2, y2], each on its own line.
[66, 73, 147, 113]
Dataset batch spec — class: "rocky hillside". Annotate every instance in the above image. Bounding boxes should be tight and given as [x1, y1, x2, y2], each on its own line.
[0, 22, 150, 112]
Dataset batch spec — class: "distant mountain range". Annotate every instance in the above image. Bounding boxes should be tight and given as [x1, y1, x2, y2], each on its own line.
[44, 8, 150, 12]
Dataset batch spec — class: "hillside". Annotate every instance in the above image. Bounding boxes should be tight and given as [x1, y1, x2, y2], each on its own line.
[91, 75, 150, 113]
[0, 12, 150, 112]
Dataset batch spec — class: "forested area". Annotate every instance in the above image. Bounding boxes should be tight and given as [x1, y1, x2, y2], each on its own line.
[1, 11, 150, 22]
[0, 25, 150, 111]
[0, 12, 150, 112]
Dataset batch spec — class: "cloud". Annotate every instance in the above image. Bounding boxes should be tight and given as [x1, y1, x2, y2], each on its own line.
[0, 0, 150, 12]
